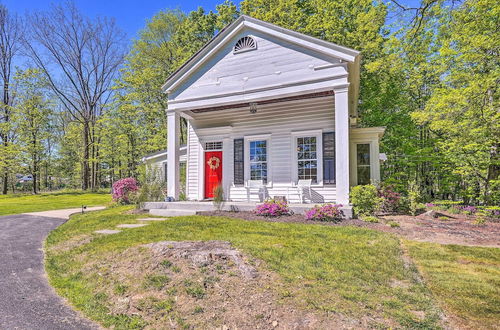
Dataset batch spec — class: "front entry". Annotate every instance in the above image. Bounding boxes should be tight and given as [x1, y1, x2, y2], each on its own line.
[204, 151, 223, 199]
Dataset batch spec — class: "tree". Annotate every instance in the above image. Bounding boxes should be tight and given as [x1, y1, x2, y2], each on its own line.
[14, 68, 53, 194]
[0, 4, 22, 194]
[24, 3, 126, 190]
[412, 0, 500, 203]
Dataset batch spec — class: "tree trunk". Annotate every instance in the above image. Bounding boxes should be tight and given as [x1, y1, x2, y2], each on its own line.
[82, 121, 90, 190]
[2, 80, 9, 195]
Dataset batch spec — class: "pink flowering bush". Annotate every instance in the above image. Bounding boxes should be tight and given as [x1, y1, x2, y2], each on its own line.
[112, 177, 139, 204]
[305, 204, 343, 222]
[255, 199, 290, 217]
[378, 184, 402, 213]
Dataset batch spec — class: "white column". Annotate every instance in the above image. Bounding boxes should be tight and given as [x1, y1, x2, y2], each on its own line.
[167, 111, 180, 199]
[334, 86, 350, 205]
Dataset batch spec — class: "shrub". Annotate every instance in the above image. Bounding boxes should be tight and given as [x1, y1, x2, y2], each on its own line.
[255, 199, 290, 217]
[213, 185, 225, 211]
[388, 221, 400, 228]
[305, 204, 343, 222]
[350, 184, 382, 216]
[408, 183, 422, 216]
[473, 211, 488, 225]
[484, 206, 500, 219]
[378, 184, 402, 213]
[112, 177, 139, 204]
[361, 215, 379, 223]
[461, 205, 477, 215]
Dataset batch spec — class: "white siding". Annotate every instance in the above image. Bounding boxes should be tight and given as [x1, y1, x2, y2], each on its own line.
[187, 96, 338, 202]
[170, 31, 348, 105]
[186, 122, 200, 200]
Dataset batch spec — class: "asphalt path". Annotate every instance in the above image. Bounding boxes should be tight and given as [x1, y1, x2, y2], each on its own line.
[0, 211, 99, 330]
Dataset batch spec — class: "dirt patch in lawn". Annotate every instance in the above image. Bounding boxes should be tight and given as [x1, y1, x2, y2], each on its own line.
[379, 212, 500, 248]
[85, 240, 374, 329]
[199, 211, 500, 248]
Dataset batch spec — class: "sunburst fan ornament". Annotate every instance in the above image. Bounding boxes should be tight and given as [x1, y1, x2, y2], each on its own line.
[234, 36, 257, 53]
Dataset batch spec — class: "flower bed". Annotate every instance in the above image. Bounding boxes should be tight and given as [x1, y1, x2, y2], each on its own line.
[305, 204, 343, 222]
[254, 199, 291, 217]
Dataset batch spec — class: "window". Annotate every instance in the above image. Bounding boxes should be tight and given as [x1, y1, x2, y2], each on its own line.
[249, 140, 267, 183]
[233, 139, 244, 185]
[323, 132, 335, 184]
[205, 141, 222, 150]
[233, 36, 257, 54]
[357, 144, 371, 185]
[297, 136, 318, 183]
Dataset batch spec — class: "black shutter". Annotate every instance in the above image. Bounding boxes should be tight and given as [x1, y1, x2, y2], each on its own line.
[234, 139, 244, 185]
[323, 132, 335, 184]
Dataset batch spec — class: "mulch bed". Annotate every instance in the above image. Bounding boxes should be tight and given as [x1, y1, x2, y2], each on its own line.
[198, 210, 381, 228]
[198, 210, 500, 248]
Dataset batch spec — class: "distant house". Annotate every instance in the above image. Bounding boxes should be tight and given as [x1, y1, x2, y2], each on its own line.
[160, 15, 384, 205]
[142, 146, 187, 182]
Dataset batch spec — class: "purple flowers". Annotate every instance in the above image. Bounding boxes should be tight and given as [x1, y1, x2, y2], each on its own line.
[255, 199, 290, 217]
[426, 203, 436, 208]
[112, 177, 139, 204]
[305, 204, 343, 222]
[461, 205, 477, 215]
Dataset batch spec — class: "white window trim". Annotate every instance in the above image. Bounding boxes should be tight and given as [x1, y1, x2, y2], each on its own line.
[291, 130, 323, 186]
[244, 134, 272, 187]
[350, 140, 379, 186]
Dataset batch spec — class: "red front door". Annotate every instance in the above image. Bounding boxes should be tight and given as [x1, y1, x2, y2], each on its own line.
[205, 151, 223, 199]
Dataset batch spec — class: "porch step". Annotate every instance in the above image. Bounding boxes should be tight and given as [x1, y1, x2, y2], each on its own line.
[144, 202, 216, 211]
[149, 208, 198, 217]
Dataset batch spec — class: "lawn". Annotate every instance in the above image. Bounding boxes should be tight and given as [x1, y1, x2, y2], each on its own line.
[406, 241, 500, 329]
[46, 206, 444, 329]
[0, 190, 111, 216]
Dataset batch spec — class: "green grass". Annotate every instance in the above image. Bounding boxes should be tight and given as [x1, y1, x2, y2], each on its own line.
[406, 241, 500, 329]
[0, 191, 111, 215]
[45, 206, 444, 329]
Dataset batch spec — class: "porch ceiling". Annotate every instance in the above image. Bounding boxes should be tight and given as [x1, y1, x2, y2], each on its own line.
[183, 90, 334, 119]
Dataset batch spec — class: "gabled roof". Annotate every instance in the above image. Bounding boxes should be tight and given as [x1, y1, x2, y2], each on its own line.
[162, 15, 360, 94]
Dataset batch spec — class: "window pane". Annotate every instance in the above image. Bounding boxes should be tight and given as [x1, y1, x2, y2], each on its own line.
[323, 132, 335, 184]
[357, 144, 370, 166]
[356, 144, 371, 185]
[297, 135, 318, 184]
[250, 140, 267, 183]
[357, 166, 370, 185]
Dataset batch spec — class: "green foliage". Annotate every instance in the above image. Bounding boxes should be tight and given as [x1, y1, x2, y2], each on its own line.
[143, 274, 170, 290]
[408, 183, 422, 216]
[350, 184, 382, 216]
[132, 166, 166, 208]
[212, 184, 225, 211]
[388, 221, 400, 228]
[361, 215, 379, 223]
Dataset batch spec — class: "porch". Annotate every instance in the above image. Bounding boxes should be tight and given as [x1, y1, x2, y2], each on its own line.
[143, 201, 353, 218]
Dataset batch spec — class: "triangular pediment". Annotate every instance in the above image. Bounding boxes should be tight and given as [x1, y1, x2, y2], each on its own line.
[164, 15, 360, 114]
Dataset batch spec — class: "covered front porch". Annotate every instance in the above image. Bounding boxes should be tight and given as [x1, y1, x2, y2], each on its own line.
[143, 200, 353, 218]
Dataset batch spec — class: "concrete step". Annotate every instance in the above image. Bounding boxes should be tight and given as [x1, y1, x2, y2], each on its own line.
[144, 201, 216, 211]
[149, 208, 198, 217]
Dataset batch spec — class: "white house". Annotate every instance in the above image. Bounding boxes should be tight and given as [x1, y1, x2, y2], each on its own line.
[142, 145, 187, 182]
[162, 15, 385, 206]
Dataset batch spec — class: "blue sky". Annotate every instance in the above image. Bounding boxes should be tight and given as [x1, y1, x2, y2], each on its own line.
[2, 0, 222, 40]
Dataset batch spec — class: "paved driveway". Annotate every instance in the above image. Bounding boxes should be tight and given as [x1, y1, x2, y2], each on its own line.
[0, 211, 101, 329]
